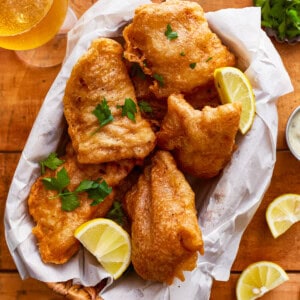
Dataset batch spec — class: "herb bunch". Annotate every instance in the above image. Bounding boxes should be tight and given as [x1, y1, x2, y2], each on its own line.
[254, 0, 300, 41]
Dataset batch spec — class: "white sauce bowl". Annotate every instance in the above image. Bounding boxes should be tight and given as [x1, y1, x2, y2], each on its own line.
[286, 106, 300, 160]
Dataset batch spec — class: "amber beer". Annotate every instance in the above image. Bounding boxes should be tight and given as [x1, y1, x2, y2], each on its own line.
[0, 0, 68, 50]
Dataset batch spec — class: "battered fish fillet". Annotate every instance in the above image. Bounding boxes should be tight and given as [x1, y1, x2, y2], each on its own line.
[28, 145, 136, 264]
[123, 0, 235, 98]
[157, 94, 241, 178]
[63, 38, 156, 164]
[124, 151, 204, 284]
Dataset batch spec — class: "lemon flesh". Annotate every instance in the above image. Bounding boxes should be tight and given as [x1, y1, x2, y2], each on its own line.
[236, 261, 289, 300]
[266, 193, 300, 238]
[74, 218, 131, 279]
[214, 67, 256, 134]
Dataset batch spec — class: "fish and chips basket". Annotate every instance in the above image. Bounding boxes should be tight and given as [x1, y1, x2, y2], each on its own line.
[4, 0, 293, 299]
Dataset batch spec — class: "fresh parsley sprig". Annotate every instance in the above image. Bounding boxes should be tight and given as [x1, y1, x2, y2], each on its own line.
[117, 98, 138, 122]
[92, 98, 114, 128]
[254, 0, 300, 41]
[40, 153, 64, 175]
[42, 168, 112, 212]
[138, 100, 153, 113]
[106, 201, 125, 226]
[165, 24, 178, 40]
[153, 73, 164, 87]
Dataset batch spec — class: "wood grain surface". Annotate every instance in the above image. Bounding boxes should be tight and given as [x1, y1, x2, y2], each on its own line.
[0, 0, 299, 299]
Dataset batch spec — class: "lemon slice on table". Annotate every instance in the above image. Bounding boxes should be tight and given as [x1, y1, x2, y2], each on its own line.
[214, 67, 256, 134]
[74, 218, 131, 279]
[266, 193, 300, 238]
[236, 261, 289, 300]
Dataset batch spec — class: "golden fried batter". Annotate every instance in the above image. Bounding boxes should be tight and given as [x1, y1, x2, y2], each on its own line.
[157, 94, 241, 178]
[124, 151, 204, 284]
[63, 38, 156, 164]
[123, 0, 235, 98]
[28, 145, 136, 264]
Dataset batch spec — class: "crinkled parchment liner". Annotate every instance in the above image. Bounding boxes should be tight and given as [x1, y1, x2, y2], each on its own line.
[4, 1, 293, 299]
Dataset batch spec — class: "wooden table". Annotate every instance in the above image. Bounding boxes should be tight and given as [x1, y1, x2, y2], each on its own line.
[0, 1, 299, 299]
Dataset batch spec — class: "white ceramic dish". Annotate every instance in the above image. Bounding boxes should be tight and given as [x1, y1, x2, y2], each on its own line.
[286, 106, 300, 160]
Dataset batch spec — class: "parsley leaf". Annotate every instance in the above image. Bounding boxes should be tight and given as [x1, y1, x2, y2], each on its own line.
[61, 191, 80, 212]
[138, 100, 153, 113]
[189, 62, 197, 69]
[42, 167, 70, 193]
[87, 180, 113, 206]
[117, 98, 137, 122]
[40, 153, 64, 175]
[255, 0, 300, 40]
[106, 201, 125, 226]
[153, 73, 164, 87]
[92, 98, 114, 128]
[180, 51, 186, 56]
[42, 168, 113, 212]
[165, 24, 178, 40]
[206, 57, 213, 62]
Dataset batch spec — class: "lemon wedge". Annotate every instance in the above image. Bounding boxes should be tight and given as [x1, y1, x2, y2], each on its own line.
[266, 193, 300, 238]
[74, 218, 131, 279]
[214, 67, 256, 134]
[236, 261, 289, 300]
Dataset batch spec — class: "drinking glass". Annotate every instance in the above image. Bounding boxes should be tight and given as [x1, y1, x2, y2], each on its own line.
[0, 0, 77, 67]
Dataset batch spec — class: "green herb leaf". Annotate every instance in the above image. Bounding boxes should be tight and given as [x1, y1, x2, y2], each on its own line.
[92, 98, 114, 128]
[87, 180, 113, 206]
[206, 57, 213, 62]
[180, 51, 185, 56]
[153, 73, 164, 87]
[255, 0, 300, 40]
[40, 153, 64, 175]
[165, 24, 178, 40]
[117, 98, 137, 122]
[138, 100, 153, 113]
[189, 62, 197, 69]
[61, 191, 80, 212]
[42, 167, 70, 193]
[106, 201, 124, 225]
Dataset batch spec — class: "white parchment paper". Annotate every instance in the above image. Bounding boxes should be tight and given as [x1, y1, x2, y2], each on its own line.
[4, 1, 293, 299]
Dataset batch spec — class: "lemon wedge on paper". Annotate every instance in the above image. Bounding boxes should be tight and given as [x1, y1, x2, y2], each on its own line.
[236, 261, 289, 300]
[266, 193, 300, 238]
[74, 218, 131, 279]
[214, 67, 256, 134]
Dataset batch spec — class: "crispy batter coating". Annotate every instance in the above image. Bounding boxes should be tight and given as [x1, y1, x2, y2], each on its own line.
[63, 38, 156, 164]
[28, 145, 136, 264]
[157, 94, 241, 178]
[123, 0, 235, 98]
[124, 151, 204, 284]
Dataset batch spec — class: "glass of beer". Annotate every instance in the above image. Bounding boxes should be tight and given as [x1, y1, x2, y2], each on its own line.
[0, 0, 77, 67]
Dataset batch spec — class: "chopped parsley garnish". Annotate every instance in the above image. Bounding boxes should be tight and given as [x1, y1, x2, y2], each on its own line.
[40, 152, 64, 175]
[42, 168, 112, 212]
[189, 62, 197, 69]
[153, 73, 164, 87]
[180, 51, 186, 56]
[106, 201, 125, 225]
[206, 57, 213, 62]
[165, 24, 178, 40]
[130, 63, 146, 80]
[138, 100, 153, 113]
[117, 98, 138, 122]
[92, 98, 114, 128]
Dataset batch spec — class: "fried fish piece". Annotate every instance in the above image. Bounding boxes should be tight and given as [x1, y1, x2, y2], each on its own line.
[123, 0, 235, 98]
[63, 38, 156, 164]
[157, 94, 241, 178]
[28, 144, 136, 264]
[124, 151, 204, 284]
